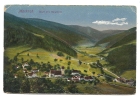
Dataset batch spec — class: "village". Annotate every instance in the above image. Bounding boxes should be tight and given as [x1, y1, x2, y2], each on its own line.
[13, 61, 135, 86]
[14, 62, 96, 82]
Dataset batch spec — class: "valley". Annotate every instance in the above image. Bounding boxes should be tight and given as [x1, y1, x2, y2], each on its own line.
[4, 43, 136, 94]
[4, 12, 136, 94]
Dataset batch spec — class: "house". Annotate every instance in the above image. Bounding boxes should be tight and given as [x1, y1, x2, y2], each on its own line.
[16, 66, 19, 69]
[67, 78, 71, 82]
[28, 72, 33, 78]
[71, 70, 80, 75]
[49, 70, 62, 77]
[54, 71, 62, 77]
[116, 77, 127, 83]
[49, 70, 56, 77]
[84, 76, 94, 81]
[22, 62, 29, 69]
[14, 74, 18, 78]
[79, 76, 84, 80]
[71, 75, 84, 81]
[113, 78, 120, 82]
[23, 68, 27, 73]
[126, 81, 135, 86]
[27, 72, 38, 78]
[71, 75, 80, 82]
[32, 73, 38, 77]
[32, 69, 39, 73]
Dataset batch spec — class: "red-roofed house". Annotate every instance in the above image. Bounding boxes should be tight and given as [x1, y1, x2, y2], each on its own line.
[49, 70, 62, 77]
[71, 75, 80, 82]
[84, 76, 94, 81]
[54, 71, 62, 77]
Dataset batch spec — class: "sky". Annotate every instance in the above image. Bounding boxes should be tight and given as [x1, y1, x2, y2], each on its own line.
[4, 5, 136, 30]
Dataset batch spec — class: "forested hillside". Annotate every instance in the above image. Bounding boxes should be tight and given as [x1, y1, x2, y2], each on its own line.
[107, 44, 136, 75]
[95, 27, 136, 48]
[97, 27, 136, 76]
[4, 12, 77, 57]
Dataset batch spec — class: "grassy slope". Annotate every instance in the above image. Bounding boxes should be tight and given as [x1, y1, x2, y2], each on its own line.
[121, 70, 136, 80]
[5, 45, 103, 76]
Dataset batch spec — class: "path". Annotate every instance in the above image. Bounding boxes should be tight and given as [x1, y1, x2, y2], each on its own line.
[103, 68, 119, 78]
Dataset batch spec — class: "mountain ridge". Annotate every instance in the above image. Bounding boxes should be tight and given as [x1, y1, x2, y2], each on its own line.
[4, 12, 78, 57]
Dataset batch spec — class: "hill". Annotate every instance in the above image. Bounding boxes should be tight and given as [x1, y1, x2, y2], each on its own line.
[22, 18, 94, 46]
[69, 25, 125, 42]
[69, 25, 103, 41]
[95, 27, 136, 48]
[101, 30, 125, 35]
[96, 27, 136, 78]
[110, 31, 136, 48]
[4, 12, 77, 57]
[107, 44, 136, 75]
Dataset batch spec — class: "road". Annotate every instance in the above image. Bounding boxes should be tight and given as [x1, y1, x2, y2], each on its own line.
[103, 68, 119, 78]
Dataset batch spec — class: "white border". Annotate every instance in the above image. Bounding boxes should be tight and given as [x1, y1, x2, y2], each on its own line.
[1, 0, 140, 100]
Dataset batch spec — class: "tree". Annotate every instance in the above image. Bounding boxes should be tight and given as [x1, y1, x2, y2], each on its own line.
[66, 56, 71, 60]
[84, 70, 87, 73]
[14, 56, 18, 62]
[67, 66, 70, 70]
[67, 84, 79, 93]
[66, 56, 69, 60]
[68, 61, 71, 65]
[37, 53, 39, 58]
[92, 72, 95, 75]
[4, 72, 21, 93]
[79, 60, 82, 65]
[96, 60, 103, 68]
[21, 57, 24, 62]
[65, 69, 71, 76]
[26, 66, 32, 70]
[27, 53, 29, 56]
[57, 51, 64, 56]
[69, 56, 71, 60]
[16, 70, 26, 79]
[54, 58, 58, 62]
[17, 53, 20, 56]
[40, 66, 47, 71]
[29, 59, 34, 65]
[21, 79, 30, 93]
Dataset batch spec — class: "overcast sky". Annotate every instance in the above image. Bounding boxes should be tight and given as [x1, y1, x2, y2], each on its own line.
[5, 5, 136, 30]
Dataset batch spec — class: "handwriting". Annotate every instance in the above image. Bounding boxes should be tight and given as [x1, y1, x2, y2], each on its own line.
[39, 10, 62, 13]
[18, 10, 33, 13]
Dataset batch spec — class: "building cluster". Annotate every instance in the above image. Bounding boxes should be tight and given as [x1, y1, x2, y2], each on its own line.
[114, 77, 135, 86]
[14, 63, 95, 83]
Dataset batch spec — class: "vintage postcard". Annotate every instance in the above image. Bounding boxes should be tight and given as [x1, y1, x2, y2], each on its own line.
[4, 5, 136, 94]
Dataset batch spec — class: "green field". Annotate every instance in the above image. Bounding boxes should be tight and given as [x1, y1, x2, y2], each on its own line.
[4, 45, 104, 76]
[121, 70, 136, 80]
